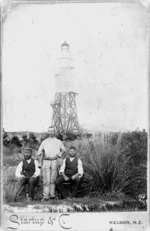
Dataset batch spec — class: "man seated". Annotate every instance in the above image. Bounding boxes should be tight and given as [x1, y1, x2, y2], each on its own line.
[56, 146, 83, 199]
[15, 147, 40, 201]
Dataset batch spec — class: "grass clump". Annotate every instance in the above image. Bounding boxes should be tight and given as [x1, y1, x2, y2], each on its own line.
[82, 132, 147, 201]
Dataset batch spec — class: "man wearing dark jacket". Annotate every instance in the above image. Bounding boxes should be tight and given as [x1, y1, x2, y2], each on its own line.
[15, 147, 40, 201]
[56, 146, 83, 199]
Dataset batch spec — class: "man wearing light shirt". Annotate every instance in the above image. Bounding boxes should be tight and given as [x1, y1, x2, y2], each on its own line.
[56, 146, 83, 199]
[37, 126, 66, 201]
[15, 147, 40, 202]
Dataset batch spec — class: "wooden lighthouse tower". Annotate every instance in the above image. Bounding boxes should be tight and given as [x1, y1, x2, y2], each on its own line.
[51, 42, 81, 135]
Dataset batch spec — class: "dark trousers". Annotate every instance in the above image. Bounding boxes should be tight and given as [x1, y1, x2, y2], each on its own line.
[18, 176, 39, 200]
[56, 175, 81, 198]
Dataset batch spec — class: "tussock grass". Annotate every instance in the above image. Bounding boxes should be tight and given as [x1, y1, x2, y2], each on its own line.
[81, 134, 146, 200]
[3, 166, 18, 202]
[3, 153, 23, 166]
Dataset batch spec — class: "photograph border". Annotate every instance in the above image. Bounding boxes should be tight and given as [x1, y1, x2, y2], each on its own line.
[1, 0, 150, 230]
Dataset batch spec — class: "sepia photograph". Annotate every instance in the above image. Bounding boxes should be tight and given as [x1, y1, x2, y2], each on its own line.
[1, 0, 149, 230]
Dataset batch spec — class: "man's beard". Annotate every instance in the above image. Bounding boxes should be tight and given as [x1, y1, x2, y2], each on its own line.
[24, 156, 31, 160]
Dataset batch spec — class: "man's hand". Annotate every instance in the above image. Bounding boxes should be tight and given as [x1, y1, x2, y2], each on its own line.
[71, 174, 78, 180]
[62, 173, 70, 181]
[64, 175, 70, 181]
[32, 175, 37, 178]
[71, 173, 81, 180]
[17, 175, 25, 179]
[56, 154, 61, 158]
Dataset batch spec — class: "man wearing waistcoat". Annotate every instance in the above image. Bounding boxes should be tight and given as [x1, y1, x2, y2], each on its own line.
[37, 126, 66, 202]
[56, 146, 83, 199]
[15, 147, 40, 201]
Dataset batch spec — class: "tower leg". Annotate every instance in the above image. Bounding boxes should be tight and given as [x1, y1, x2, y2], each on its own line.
[51, 92, 81, 135]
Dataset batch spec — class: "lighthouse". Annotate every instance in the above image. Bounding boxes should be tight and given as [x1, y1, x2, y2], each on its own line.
[51, 42, 81, 136]
[55, 41, 74, 93]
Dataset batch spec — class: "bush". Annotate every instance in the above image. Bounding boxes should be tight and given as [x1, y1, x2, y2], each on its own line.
[11, 136, 22, 147]
[120, 131, 147, 166]
[3, 132, 10, 146]
[82, 132, 147, 200]
[29, 132, 38, 142]
[64, 132, 80, 141]
[22, 134, 28, 143]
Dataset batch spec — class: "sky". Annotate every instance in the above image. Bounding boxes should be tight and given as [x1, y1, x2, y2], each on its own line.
[2, 2, 148, 132]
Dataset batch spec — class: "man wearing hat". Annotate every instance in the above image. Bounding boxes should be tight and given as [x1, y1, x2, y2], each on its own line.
[15, 147, 40, 201]
[56, 146, 83, 199]
[37, 126, 66, 201]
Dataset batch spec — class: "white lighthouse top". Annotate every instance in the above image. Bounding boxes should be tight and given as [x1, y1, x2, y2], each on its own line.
[58, 41, 73, 67]
[61, 41, 69, 49]
[54, 42, 74, 92]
